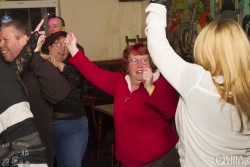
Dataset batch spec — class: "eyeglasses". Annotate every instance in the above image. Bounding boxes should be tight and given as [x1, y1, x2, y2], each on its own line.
[128, 58, 150, 65]
[54, 42, 67, 49]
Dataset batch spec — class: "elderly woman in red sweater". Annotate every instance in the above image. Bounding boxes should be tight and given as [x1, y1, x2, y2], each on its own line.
[65, 33, 180, 167]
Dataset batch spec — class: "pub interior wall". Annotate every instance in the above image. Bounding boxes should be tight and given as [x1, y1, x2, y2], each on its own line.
[59, 0, 148, 61]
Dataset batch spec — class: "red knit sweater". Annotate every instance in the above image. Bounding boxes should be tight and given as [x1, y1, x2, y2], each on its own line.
[69, 50, 179, 167]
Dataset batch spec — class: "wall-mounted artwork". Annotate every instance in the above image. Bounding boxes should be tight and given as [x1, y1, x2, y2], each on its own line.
[119, 0, 145, 1]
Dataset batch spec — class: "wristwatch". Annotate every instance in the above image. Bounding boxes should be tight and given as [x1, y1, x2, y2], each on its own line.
[149, 0, 167, 6]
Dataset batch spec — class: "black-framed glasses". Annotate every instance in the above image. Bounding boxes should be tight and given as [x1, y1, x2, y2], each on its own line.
[128, 58, 150, 65]
[54, 41, 67, 49]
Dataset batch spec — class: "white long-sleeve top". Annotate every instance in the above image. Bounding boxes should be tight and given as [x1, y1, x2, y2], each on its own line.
[145, 3, 250, 167]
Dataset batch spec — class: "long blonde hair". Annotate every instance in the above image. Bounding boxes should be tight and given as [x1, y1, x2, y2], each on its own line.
[194, 19, 250, 131]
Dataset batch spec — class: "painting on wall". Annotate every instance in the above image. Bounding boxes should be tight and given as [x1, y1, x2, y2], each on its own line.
[166, 0, 212, 62]
[119, 0, 145, 1]
[166, 0, 249, 62]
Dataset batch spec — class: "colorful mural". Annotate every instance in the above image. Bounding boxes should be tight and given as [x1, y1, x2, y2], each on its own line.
[167, 0, 249, 62]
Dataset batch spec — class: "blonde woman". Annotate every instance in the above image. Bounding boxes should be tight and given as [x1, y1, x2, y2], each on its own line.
[146, 1, 250, 166]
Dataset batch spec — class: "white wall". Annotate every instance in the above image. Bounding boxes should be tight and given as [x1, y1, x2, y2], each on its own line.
[59, 0, 148, 61]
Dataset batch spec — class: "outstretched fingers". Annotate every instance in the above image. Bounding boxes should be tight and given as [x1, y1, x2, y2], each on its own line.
[34, 19, 44, 32]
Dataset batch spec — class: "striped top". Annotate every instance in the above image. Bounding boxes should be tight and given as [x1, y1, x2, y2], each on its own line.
[0, 60, 47, 166]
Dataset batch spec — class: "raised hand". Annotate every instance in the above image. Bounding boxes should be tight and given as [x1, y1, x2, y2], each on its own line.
[64, 32, 79, 57]
[34, 19, 44, 32]
[31, 19, 45, 35]
[142, 67, 155, 95]
[149, 0, 172, 9]
[30, 19, 45, 52]
[149, 0, 167, 5]
[34, 31, 46, 52]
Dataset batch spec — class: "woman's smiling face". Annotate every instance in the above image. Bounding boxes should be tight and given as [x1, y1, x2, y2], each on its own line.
[127, 53, 151, 83]
[48, 36, 69, 62]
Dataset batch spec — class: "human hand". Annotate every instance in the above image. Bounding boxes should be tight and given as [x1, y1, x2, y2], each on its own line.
[33, 19, 45, 52]
[40, 53, 56, 66]
[149, 0, 167, 5]
[143, 67, 155, 95]
[34, 19, 44, 32]
[34, 31, 45, 52]
[64, 32, 79, 56]
[47, 56, 59, 68]
[27, 19, 45, 52]
[149, 0, 171, 9]
[31, 19, 45, 36]
[57, 61, 65, 72]
[41, 54, 65, 71]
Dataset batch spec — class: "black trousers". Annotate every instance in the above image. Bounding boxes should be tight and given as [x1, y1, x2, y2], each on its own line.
[121, 147, 180, 167]
[144, 147, 180, 167]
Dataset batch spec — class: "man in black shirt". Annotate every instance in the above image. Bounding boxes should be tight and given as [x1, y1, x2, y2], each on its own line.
[0, 20, 70, 166]
[0, 58, 47, 166]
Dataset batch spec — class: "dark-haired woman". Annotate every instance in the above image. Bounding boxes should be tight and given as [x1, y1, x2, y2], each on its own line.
[41, 31, 88, 167]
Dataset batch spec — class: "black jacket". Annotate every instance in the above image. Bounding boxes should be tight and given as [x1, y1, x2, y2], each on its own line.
[20, 53, 70, 165]
[0, 59, 47, 166]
